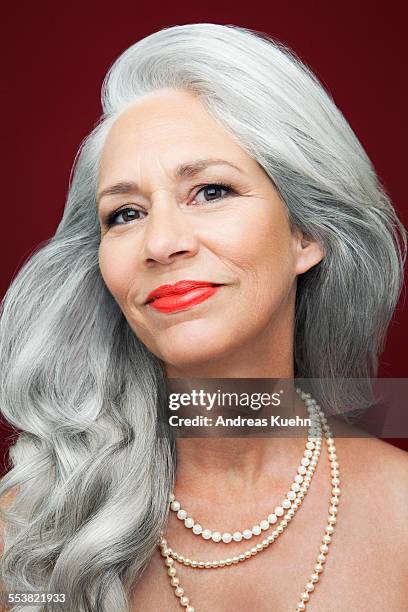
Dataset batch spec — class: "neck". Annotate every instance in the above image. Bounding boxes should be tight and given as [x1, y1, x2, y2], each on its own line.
[164, 304, 311, 499]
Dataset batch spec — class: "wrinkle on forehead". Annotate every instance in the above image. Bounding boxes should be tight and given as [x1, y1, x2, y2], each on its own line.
[98, 87, 263, 192]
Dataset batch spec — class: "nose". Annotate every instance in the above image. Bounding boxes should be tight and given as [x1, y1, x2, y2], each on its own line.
[141, 192, 200, 266]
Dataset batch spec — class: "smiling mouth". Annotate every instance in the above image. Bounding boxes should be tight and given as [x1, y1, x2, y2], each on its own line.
[147, 283, 223, 313]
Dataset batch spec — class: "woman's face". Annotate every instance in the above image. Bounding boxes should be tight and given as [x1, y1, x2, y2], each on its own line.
[97, 88, 323, 372]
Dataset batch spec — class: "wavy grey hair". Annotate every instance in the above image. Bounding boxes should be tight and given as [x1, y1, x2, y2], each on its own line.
[0, 22, 406, 611]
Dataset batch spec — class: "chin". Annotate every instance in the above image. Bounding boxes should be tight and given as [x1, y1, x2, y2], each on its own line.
[152, 319, 237, 371]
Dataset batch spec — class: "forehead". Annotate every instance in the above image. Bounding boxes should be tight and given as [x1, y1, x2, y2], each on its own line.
[98, 88, 254, 177]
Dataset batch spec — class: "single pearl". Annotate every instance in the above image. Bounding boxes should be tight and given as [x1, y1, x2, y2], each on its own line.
[202, 529, 212, 540]
[180, 596, 189, 606]
[184, 517, 194, 529]
[243, 529, 253, 540]
[192, 523, 202, 535]
[186, 607, 195, 612]
[233, 531, 243, 542]
[268, 513, 277, 524]
[174, 586, 184, 597]
[177, 509, 187, 520]
[167, 567, 177, 577]
[274, 506, 284, 517]
[170, 500, 181, 512]
[211, 531, 222, 542]
[222, 532, 232, 543]
[282, 499, 291, 509]
[260, 520, 269, 530]
[252, 525, 262, 536]
[170, 576, 179, 587]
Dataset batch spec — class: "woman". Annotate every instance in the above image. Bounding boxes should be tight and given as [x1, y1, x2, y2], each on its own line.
[1, 23, 408, 612]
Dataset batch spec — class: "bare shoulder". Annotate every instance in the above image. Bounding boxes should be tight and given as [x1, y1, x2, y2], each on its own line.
[0, 486, 19, 611]
[0, 486, 19, 509]
[0, 486, 19, 551]
[335, 427, 408, 545]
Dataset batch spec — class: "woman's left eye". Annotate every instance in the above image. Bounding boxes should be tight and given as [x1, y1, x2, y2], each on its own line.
[192, 184, 233, 204]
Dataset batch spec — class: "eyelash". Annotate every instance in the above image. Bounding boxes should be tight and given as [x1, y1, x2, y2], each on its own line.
[104, 183, 235, 227]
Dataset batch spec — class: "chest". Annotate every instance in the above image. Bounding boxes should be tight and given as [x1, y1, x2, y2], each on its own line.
[129, 496, 406, 612]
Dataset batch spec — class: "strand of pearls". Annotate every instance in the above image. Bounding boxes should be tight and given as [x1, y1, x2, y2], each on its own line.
[168, 404, 322, 544]
[159, 388, 340, 611]
[163, 432, 322, 567]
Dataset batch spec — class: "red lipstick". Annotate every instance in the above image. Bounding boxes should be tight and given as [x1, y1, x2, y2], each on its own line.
[146, 280, 223, 313]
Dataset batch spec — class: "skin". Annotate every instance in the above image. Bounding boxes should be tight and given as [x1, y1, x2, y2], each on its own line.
[97, 88, 324, 379]
[95, 88, 408, 612]
[2, 88, 405, 612]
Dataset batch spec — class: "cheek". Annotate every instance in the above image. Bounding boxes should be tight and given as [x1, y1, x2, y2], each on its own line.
[212, 200, 294, 291]
[98, 239, 136, 305]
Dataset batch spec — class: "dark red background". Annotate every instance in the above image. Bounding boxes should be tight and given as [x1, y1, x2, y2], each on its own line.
[1, 1, 407, 472]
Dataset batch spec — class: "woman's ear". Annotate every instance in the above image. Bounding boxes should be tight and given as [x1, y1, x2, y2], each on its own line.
[292, 227, 325, 275]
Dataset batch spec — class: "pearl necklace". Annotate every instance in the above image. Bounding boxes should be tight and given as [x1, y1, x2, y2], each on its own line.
[168, 403, 322, 545]
[159, 388, 340, 611]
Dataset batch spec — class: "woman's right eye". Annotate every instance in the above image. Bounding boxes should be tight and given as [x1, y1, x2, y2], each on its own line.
[106, 207, 146, 227]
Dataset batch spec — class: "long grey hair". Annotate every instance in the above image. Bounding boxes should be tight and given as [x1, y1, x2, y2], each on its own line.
[0, 23, 406, 611]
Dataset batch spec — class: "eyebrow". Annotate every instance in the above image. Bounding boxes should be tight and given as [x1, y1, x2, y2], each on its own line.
[96, 159, 244, 208]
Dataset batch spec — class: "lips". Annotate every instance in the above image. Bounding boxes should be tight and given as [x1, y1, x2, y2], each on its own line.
[145, 280, 223, 313]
